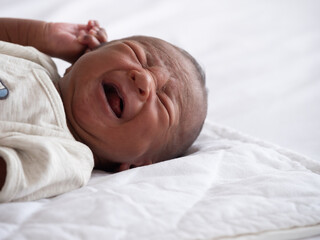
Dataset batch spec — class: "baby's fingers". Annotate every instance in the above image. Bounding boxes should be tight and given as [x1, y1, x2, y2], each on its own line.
[96, 27, 108, 43]
[88, 28, 108, 44]
[78, 32, 101, 50]
[87, 20, 108, 43]
[87, 20, 100, 30]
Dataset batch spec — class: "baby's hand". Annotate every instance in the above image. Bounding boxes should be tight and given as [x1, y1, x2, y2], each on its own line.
[44, 20, 108, 63]
[78, 20, 108, 52]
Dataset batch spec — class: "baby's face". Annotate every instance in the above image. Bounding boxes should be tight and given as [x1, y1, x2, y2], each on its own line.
[59, 36, 193, 171]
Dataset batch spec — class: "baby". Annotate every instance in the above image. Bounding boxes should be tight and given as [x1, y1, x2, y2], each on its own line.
[0, 18, 207, 202]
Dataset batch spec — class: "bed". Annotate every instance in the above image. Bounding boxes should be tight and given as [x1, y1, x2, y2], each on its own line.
[1, 0, 320, 239]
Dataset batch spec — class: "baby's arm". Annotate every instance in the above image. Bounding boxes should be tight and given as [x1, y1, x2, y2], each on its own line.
[0, 18, 107, 62]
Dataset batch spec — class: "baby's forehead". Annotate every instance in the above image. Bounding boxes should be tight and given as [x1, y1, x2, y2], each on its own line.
[133, 37, 200, 95]
[125, 37, 187, 89]
[126, 36, 174, 67]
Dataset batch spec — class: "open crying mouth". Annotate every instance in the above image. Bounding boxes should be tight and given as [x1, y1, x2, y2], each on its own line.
[103, 84, 124, 118]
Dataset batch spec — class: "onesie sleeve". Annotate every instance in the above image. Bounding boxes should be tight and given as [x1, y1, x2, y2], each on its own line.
[0, 133, 94, 202]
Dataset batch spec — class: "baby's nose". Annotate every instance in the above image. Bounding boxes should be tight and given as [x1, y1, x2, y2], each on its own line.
[129, 70, 152, 101]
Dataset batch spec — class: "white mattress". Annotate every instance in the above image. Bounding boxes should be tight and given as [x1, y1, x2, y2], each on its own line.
[0, 0, 320, 239]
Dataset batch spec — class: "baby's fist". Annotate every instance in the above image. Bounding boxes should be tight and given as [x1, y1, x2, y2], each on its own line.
[78, 20, 108, 51]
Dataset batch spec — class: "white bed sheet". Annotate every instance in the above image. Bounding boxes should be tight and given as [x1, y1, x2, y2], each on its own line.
[0, 0, 320, 239]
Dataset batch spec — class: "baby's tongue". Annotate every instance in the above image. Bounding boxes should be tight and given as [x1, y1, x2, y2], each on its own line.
[107, 90, 122, 118]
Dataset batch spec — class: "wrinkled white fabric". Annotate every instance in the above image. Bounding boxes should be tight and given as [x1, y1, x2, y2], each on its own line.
[0, 41, 94, 202]
[1, 121, 320, 240]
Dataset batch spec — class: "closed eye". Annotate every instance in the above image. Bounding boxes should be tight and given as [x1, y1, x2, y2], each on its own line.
[124, 42, 145, 67]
